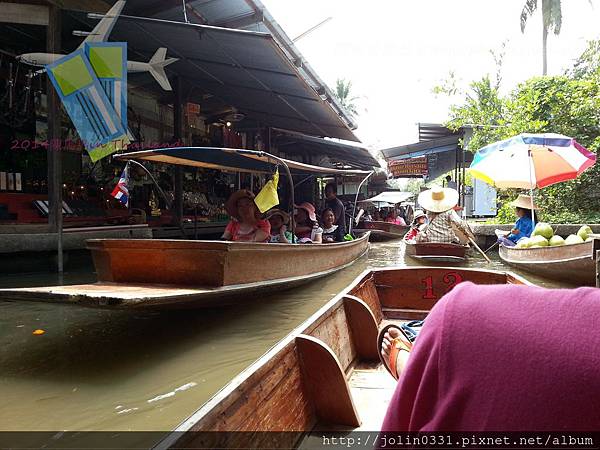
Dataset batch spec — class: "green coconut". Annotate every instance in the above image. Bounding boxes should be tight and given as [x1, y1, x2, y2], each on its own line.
[565, 234, 585, 245]
[529, 235, 549, 247]
[515, 237, 531, 248]
[532, 222, 554, 240]
[577, 225, 593, 241]
[548, 235, 565, 246]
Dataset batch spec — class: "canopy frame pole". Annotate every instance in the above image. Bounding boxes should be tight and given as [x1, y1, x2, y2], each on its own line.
[349, 171, 374, 235]
[128, 160, 172, 209]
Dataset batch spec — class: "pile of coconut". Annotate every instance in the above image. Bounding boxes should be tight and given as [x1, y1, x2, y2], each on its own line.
[515, 224, 594, 248]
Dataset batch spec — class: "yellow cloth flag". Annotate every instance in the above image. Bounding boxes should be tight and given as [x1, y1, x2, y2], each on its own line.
[254, 169, 279, 213]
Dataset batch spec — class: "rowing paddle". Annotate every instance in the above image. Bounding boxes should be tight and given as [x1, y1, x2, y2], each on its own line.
[451, 220, 492, 264]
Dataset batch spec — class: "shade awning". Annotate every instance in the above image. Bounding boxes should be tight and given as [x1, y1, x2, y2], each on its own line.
[381, 136, 460, 161]
[359, 191, 413, 204]
[106, 14, 358, 141]
[272, 128, 379, 170]
[116, 147, 372, 175]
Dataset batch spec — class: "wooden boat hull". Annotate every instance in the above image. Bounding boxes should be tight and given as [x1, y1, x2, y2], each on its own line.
[499, 241, 594, 286]
[404, 240, 468, 263]
[354, 221, 408, 241]
[0, 234, 370, 309]
[157, 267, 529, 447]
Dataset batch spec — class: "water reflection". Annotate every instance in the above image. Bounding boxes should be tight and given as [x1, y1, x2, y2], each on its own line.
[0, 241, 566, 430]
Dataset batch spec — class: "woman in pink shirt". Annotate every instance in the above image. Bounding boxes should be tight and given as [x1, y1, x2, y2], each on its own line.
[379, 282, 600, 433]
[221, 189, 270, 242]
[384, 209, 407, 226]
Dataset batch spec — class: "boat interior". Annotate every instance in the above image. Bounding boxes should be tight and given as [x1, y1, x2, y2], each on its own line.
[162, 267, 527, 449]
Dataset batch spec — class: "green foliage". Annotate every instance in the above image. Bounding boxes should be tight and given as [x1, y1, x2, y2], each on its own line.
[333, 78, 359, 118]
[442, 46, 600, 223]
[571, 39, 600, 79]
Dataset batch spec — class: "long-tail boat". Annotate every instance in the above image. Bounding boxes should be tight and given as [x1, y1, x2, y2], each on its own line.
[499, 240, 595, 286]
[0, 148, 373, 309]
[155, 266, 530, 449]
[354, 220, 408, 241]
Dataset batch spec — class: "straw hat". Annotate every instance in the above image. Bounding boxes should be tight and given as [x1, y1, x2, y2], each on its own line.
[510, 194, 539, 210]
[225, 189, 256, 220]
[418, 186, 459, 213]
[265, 208, 290, 224]
[294, 202, 317, 222]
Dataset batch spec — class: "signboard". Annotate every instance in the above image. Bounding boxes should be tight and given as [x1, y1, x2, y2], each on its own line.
[388, 156, 428, 178]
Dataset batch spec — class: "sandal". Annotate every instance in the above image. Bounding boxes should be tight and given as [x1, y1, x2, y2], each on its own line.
[377, 323, 413, 380]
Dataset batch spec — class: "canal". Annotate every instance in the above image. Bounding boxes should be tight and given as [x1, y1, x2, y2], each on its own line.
[0, 241, 566, 431]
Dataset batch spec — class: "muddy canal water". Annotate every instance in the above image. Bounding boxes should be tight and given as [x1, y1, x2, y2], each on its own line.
[0, 242, 565, 430]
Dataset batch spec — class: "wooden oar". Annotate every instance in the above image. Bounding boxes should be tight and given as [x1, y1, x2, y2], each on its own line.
[451, 220, 492, 264]
[468, 236, 492, 264]
[484, 241, 499, 254]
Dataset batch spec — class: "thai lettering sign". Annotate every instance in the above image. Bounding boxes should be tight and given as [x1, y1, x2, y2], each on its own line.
[388, 156, 428, 177]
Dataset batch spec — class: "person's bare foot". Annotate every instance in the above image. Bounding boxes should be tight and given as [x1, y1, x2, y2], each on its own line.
[380, 326, 411, 379]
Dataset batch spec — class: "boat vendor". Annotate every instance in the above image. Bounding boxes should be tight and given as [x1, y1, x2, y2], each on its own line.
[497, 194, 538, 247]
[266, 208, 295, 244]
[415, 186, 463, 244]
[294, 202, 323, 243]
[221, 189, 271, 242]
[378, 282, 600, 432]
[321, 208, 345, 243]
[325, 182, 347, 234]
[403, 210, 428, 241]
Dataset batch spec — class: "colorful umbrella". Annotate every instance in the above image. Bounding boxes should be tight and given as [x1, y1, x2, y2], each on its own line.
[469, 133, 596, 189]
[469, 133, 596, 224]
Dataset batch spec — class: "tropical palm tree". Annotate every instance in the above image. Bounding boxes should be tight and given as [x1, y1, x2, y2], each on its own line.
[333, 78, 359, 118]
[520, 0, 562, 75]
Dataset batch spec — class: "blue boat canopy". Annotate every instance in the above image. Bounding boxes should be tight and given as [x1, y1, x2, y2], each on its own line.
[116, 147, 372, 175]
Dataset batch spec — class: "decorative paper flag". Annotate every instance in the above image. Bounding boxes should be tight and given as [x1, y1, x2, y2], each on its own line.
[111, 163, 130, 207]
[85, 42, 128, 133]
[45, 49, 127, 159]
[254, 168, 279, 213]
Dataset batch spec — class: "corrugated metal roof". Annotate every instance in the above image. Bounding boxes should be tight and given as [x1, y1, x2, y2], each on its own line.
[116, 0, 357, 135]
[381, 136, 460, 161]
[106, 14, 358, 141]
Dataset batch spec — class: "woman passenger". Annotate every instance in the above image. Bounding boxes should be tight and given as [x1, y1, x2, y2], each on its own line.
[266, 209, 294, 243]
[221, 189, 270, 242]
[385, 209, 407, 226]
[294, 202, 322, 243]
[378, 282, 600, 432]
[321, 208, 345, 243]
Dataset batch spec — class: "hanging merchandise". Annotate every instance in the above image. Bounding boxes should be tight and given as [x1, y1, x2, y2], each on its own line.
[45, 47, 128, 162]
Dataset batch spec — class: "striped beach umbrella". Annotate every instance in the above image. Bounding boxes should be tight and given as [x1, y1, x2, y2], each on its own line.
[469, 133, 596, 189]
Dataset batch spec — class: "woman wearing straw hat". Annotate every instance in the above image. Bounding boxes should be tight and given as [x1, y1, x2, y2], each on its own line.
[416, 186, 463, 244]
[221, 189, 271, 242]
[497, 194, 538, 247]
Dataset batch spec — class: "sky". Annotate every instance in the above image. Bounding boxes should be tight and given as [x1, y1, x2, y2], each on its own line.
[261, 0, 600, 150]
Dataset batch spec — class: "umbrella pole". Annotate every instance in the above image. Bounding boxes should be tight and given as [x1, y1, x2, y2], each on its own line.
[528, 151, 536, 227]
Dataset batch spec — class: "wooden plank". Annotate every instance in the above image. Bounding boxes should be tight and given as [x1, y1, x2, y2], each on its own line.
[348, 274, 384, 324]
[0, 2, 49, 25]
[305, 304, 356, 373]
[374, 267, 509, 311]
[189, 345, 315, 432]
[296, 335, 360, 428]
[343, 295, 379, 360]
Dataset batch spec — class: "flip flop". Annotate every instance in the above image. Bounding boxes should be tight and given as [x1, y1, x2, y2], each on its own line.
[377, 323, 413, 380]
